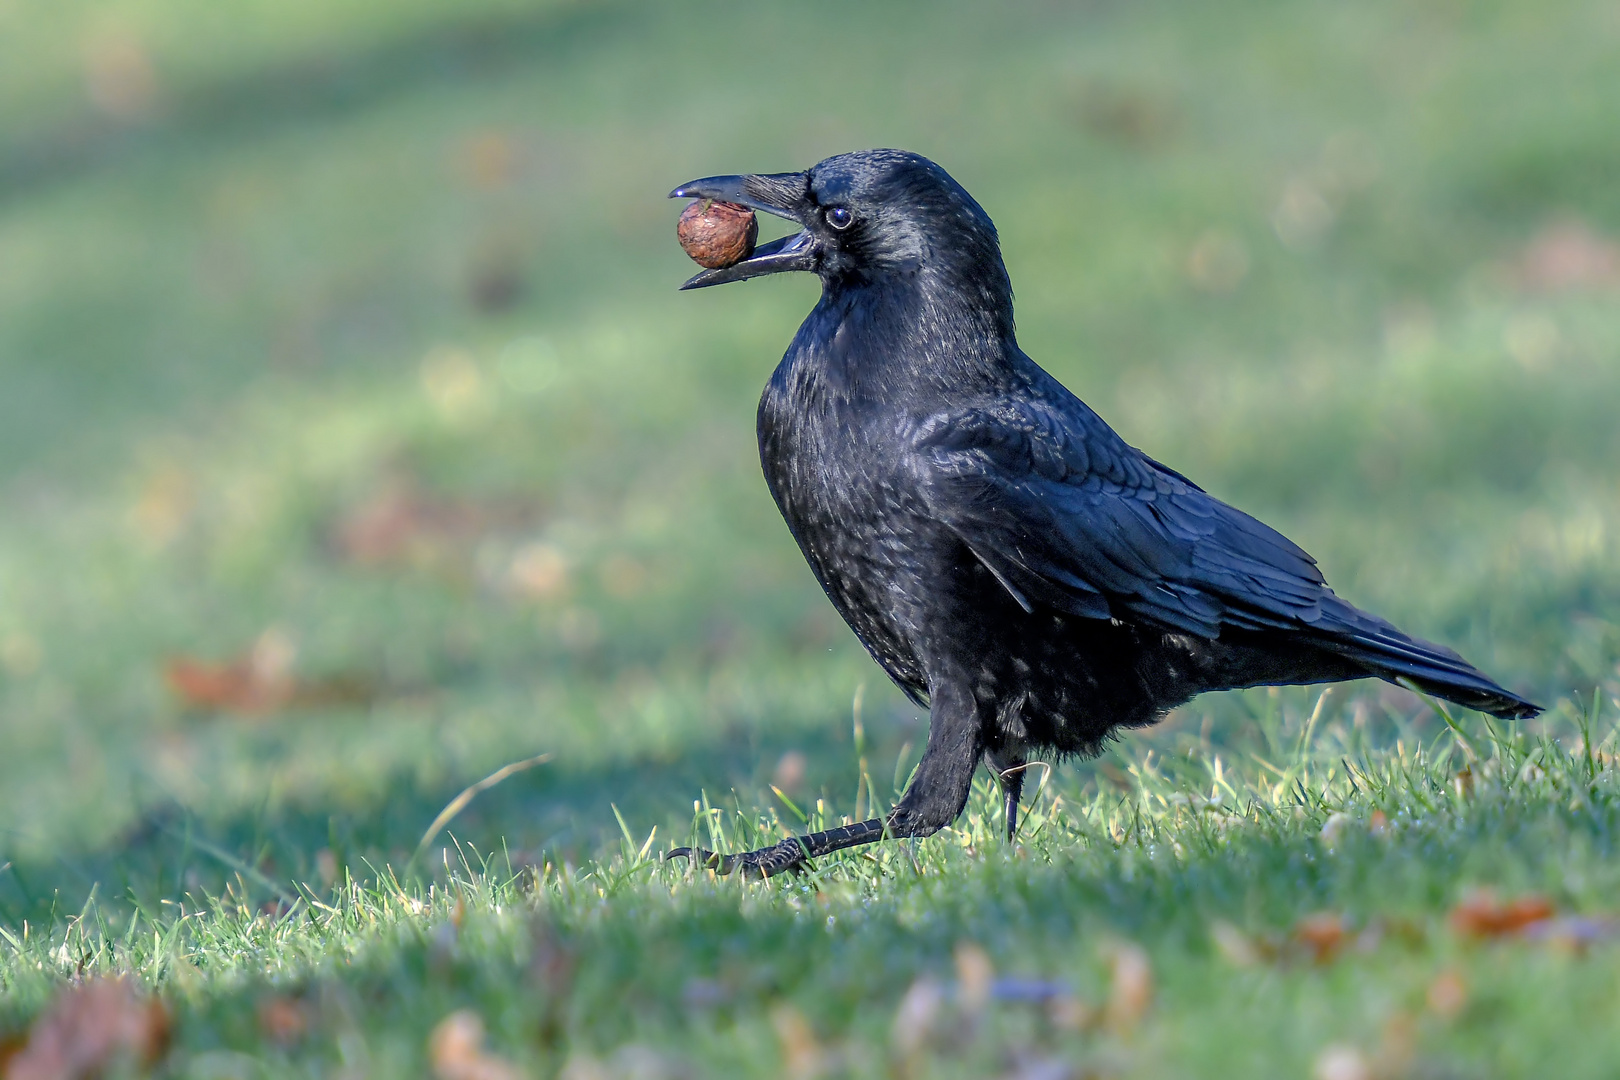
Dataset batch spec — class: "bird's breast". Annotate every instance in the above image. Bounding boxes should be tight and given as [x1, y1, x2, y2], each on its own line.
[758, 358, 943, 691]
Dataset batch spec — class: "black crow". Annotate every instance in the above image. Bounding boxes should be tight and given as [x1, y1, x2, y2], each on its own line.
[666, 149, 1539, 877]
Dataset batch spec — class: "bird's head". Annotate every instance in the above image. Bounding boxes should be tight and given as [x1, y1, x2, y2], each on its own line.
[671, 149, 1012, 322]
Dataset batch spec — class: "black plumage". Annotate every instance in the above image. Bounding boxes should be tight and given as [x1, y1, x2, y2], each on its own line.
[666, 149, 1539, 877]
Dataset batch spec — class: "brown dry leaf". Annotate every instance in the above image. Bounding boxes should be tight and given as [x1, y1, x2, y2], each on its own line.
[1071, 79, 1178, 148]
[770, 1003, 823, 1079]
[954, 942, 994, 1014]
[1376, 1012, 1416, 1076]
[1293, 912, 1349, 965]
[1104, 942, 1153, 1034]
[508, 544, 569, 600]
[163, 628, 371, 717]
[334, 482, 489, 568]
[1046, 994, 1096, 1032]
[164, 627, 296, 715]
[1185, 229, 1250, 294]
[1098, 763, 1134, 794]
[1208, 920, 1264, 967]
[1452, 765, 1474, 799]
[257, 995, 310, 1045]
[1516, 219, 1620, 292]
[5, 976, 169, 1080]
[428, 1010, 524, 1080]
[1368, 810, 1389, 835]
[1426, 969, 1468, 1020]
[772, 751, 807, 793]
[890, 977, 944, 1058]
[458, 131, 519, 190]
[83, 29, 161, 121]
[598, 554, 649, 599]
[129, 466, 194, 547]
[528, 914, 576, 999]
[1449, 890, 1555, 939]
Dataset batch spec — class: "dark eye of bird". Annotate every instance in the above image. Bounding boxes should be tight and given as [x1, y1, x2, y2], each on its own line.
[824, 206, 853, 230]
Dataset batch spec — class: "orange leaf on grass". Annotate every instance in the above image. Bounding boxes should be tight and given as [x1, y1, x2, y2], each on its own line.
[4, 977, 169, 1080]
[428, 1011, 523, 1080]
[1292, 912, 1349, 964]
[164, 629, 371, 717]
[1449, 891, 1555, 938]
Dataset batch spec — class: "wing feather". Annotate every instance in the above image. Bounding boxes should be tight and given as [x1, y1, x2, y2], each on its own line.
[913, 389, 1328, 637]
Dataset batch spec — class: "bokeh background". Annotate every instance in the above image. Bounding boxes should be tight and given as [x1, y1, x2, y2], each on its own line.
[1, 0, 1617, 920]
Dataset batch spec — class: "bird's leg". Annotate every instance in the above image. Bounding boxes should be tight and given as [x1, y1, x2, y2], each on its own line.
[667, 674, 983, 878]
[666, 818, 889, 879]
[986, 748, 1027, 843]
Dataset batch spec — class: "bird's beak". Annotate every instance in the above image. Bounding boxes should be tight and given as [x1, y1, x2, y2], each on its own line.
[669, 172, 818, 289]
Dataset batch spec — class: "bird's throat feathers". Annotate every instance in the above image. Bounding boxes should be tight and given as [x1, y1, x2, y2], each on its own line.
[790, 258, 1018, 403]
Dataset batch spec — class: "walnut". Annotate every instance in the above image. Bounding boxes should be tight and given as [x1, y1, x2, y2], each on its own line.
[676, 199, 758, 269]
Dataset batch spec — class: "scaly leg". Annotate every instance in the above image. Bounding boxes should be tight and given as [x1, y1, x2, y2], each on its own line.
[987, 747, 1027, 843]
[668, 673, 983, 878]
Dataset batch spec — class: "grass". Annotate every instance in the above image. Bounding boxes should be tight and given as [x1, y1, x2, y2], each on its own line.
[5, 699, 1620, 1077]
[1, 0, 1619, 1075]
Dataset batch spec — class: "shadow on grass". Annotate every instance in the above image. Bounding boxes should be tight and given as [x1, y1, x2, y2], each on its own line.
[0, 718, 918, 926]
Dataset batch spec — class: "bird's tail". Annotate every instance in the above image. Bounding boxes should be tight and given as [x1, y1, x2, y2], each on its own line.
[1314, 596, 1541, 720]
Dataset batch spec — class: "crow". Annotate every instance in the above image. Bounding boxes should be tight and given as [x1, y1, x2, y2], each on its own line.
[665, 149, 1539, 877]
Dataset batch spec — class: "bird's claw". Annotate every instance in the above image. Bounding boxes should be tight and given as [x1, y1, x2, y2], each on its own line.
[665, 837, 809, 879]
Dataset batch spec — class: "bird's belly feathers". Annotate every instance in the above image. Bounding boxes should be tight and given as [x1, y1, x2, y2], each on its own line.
[773, 464, 939, 697]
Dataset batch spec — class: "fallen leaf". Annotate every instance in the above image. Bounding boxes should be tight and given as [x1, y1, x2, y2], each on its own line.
[1105, 942, 1153, 1034]
[890, 977, 944, 1058]
[83, 30, 161, 121]
[771, 751, 807, 794]
[428, 1010, 523, 1080]
[457, 131, 519, 191]
[1208, 920, 1265, 967]
[1515, 218, 1620, 292]
[1045, 994, 1096, 1032]
[1449, 890, 1555, 939]
[5, 976, 169, 1080]
[1377, 1012, 1416, 1075]
[257, 995, 310, 1045]
[164, 627, 372, 717]
[770, 1003, 822, 1079]
[1426, 969, 1468, 1020]
[1312, 1044, 1372, 1080]
[337, 485, 472, 566]
[954, 942, 994, 1014]
[1293, 912, 1349, 965]
[1452, 765, 1474, 799]
[508, 543, 569, 600]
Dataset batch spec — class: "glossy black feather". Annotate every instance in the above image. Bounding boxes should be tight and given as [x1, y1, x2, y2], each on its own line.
[670, 148, 1538, 877]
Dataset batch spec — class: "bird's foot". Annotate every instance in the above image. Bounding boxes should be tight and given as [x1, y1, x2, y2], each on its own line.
[666, 837, 808, 879]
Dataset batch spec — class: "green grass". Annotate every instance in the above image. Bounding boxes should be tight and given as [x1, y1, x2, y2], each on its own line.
[1, 0, 1619, 1075]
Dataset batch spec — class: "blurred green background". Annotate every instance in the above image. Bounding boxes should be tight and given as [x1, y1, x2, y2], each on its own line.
[1, 0, 1617, 921]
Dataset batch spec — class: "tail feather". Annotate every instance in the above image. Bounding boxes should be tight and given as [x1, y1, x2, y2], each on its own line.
[1314, 597, 1541, 720]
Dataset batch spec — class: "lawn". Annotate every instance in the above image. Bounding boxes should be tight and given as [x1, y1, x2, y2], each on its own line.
[1, 0, 1618, 1076]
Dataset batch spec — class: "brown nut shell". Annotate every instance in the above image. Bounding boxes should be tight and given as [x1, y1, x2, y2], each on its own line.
[676, 199, 758, 269]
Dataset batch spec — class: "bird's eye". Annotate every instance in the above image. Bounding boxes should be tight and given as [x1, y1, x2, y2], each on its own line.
[824, 206, 854, 230]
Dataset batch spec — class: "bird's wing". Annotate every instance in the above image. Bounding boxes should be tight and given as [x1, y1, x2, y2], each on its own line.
[910, 391, 1329, 637]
